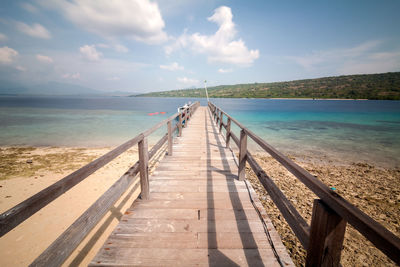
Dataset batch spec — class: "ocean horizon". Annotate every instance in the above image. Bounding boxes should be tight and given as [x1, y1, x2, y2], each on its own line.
[1, 96, 399, 167]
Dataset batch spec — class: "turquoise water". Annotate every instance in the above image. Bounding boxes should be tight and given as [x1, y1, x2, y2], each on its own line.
[212, 98, 400, 167]
[1, 96, 399, 167]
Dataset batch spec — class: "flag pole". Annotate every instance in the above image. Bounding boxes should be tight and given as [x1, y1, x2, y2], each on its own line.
[204, 80, 209, 103]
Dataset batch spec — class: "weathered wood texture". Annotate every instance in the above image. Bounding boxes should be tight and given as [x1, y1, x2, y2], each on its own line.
[306, 199, 346, 267]
[0, 133, 144, 237]
[30, 131, 170, 267]
[90, 106, 293, 267]
[209, 102, 400, 265]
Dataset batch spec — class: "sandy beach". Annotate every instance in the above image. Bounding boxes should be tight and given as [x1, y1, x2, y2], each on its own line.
[0, 145, 166, 266]
[0, 146, 399, 266]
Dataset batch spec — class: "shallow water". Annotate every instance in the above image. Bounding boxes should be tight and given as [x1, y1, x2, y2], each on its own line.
[0, 96, 399, 167]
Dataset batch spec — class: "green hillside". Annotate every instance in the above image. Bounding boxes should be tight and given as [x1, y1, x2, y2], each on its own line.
[135, 72, 400, 100]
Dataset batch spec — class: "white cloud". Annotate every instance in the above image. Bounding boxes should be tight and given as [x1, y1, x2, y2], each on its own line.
[0, 46, 18, 64]
[218, 68, 232, 73]
[80, 45, 102, 61]
[114, 44, 129, 53]
[16, 65, 26, 71]
[339, 51, 400, 74]
[107, 76, 120, 81]
[16, 22, 51, 39]
[36, 54, 54, 63]
[177, 76, 199, 85]
[0, 33, 8, 42]
[288, 40, 400, 74]
[96, 43, 129, 53]
[160, 62, 184, 71]
[96, 43, 109, 49]
[21, 2, 39, 13]
[166, 6, 259, 66]
[40, 0, 167, 44]
[62, 73, 80, 79]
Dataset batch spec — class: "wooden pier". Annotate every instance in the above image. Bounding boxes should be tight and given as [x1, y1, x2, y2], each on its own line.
[1, 102, 399, 266]
[89, 106, 292, 266]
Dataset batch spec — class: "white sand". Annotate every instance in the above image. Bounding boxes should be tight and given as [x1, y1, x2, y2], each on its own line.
[0, 146, 159, 266]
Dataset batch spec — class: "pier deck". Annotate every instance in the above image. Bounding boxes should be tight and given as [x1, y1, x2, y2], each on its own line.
[90, 107, 292, 266]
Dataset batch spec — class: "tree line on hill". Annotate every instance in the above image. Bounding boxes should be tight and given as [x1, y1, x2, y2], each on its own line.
[135, 72, 400, 100]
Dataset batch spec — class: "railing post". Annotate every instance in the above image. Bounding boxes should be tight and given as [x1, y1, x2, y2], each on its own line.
[184, 109, 188, 127]
[306, 199, 346, 267]
[219, 111, 223, 133]
[226, 117, 231, 148]
[178, 113, 183, 137]
[167, 120, 173, 156]
[238, 129, 247, 181]
[138, 136, 149, 200]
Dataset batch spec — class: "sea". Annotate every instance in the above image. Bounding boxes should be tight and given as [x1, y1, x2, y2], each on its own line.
[0, 96, 399, 167]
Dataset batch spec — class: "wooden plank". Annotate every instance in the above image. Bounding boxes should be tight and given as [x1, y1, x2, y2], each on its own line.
[111, 219, 265, 233]
[122, 208, 198, 220]
[149, 179, 242, 186]
[306, 199, 346, 267]
[130, 198, 254, 210]
[90, 248, 278, 267]
[167, 120, 173, 156]
[197, 232, 270, 249]
[139, 137, 150, 200]
[219, 110, 223, 133]
[178, 112, 183, 136]
[226, 117, 231, 148]
[0, 133, 144, 237]
[99, 232, 270, 249]
[148, 192, 251, 201]
[238, 129, 247, 181]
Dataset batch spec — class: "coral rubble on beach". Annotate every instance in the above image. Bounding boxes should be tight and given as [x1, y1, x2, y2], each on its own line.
[247, 154, 399, 266]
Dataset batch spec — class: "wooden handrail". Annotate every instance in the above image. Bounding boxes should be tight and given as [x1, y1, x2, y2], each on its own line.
[30, 131, 171, 267]
[208, 101, 400, 265]
[0, 133, 144, 237]
[0, 101, 199, 265]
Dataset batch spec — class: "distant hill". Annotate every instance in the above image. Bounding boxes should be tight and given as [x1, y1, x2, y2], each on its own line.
[0, 81, 140, 96]
[136, 72, 400, 100]
[0, 81, 101, 96]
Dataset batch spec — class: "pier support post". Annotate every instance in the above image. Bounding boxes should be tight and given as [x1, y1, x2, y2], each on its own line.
[238, 129, 247, 181]
[219, 111, 223, 133]
[226, 117, 231, 148]
[178, 113, 183, 136]
[138, 136, 149, 200]
[167, 120, 173, 156]
[306, 199, 346, 267]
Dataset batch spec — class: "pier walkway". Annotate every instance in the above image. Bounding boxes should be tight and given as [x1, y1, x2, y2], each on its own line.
[90, 107, 293, 266]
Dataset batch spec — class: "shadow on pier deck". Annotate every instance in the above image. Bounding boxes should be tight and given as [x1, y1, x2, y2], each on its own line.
[89, 106, 292, 266]
[1, 102, 399, 266]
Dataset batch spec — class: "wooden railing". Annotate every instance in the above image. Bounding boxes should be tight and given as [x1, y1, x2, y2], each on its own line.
[208, 102, 400, 266]
[0, 101, 200, 267]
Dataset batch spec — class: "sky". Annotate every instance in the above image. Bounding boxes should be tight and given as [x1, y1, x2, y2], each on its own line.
[0, 0, 399, 93]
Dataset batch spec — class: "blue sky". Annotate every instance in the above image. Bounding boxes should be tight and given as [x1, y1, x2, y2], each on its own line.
[0, 0, 399, 93]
